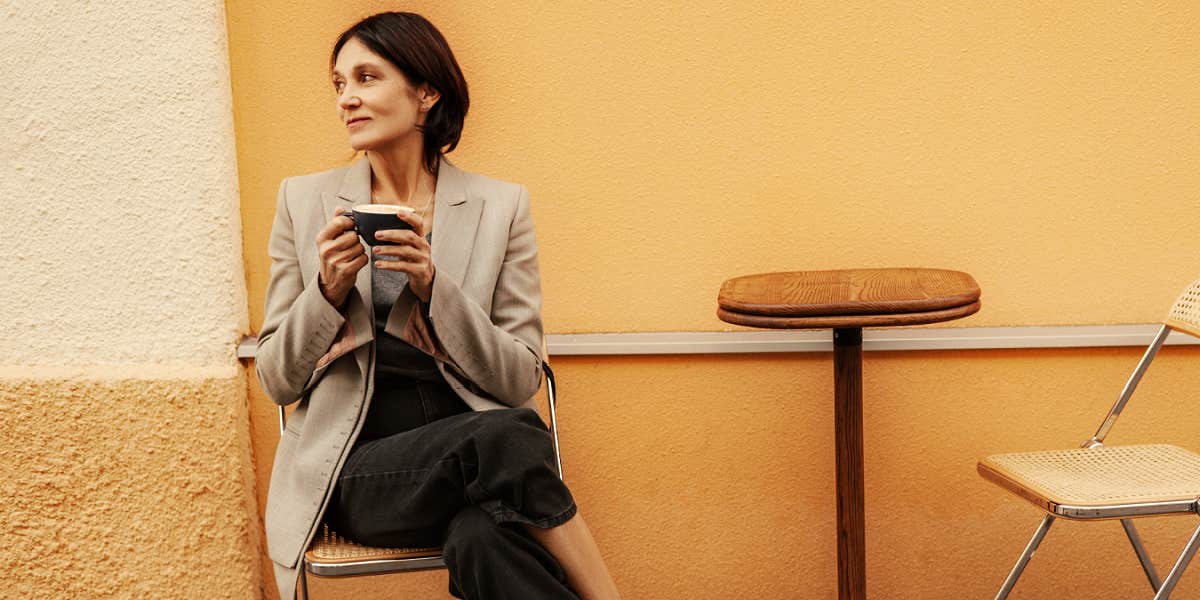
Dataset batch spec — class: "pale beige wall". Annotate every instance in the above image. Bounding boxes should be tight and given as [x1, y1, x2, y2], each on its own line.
[1, 2, 260, 598]
[227, 2, 1200, 599]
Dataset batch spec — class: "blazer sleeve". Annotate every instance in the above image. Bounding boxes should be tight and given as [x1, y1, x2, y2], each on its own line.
[255, 178, 349, 406]
[424, 185, 544, 407]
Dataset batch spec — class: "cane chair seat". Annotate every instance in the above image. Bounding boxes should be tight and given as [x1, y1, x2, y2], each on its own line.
[977, 277, 1200, 599]
[305, 523, 442, 566]
[981, 445, 1200, 515]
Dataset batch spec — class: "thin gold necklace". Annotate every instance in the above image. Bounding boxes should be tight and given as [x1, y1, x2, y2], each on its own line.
[373, 186, 435, 225]
[414, 188, 435, 221]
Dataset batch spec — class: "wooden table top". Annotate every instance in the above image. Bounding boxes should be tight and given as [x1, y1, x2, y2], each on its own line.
[718, 268, 981, 329]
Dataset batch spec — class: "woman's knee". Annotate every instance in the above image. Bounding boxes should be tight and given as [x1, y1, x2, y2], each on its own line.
[474, 408, 552, 447]
[477, 406, 544, 426]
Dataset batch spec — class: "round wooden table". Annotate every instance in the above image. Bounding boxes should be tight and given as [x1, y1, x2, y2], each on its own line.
[717, 268, 981, 600]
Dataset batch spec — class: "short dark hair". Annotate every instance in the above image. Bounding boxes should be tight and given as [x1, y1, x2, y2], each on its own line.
[331, 12, 469, 174]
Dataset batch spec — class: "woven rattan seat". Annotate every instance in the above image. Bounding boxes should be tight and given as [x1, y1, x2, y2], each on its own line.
[976, 277, 1200, 599]
[980, 444, 1200, 510]
[304, 523, 441, 565]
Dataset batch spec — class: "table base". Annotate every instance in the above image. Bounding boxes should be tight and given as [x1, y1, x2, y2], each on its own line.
[834, 327, 865, 600]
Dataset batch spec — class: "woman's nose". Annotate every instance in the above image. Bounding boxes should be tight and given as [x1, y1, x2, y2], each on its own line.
[337, 91, 359, 109]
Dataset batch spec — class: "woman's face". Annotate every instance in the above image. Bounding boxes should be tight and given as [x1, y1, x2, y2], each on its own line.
[331, 38, 434, 152]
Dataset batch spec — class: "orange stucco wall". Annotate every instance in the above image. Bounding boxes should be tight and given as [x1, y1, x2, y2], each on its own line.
[3, 373, 262, 598]
[230, 2, 1200, 335]
[226, 2, 1200, 598]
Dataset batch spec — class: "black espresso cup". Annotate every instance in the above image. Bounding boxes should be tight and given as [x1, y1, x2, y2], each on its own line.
[346, 204, 415, 246]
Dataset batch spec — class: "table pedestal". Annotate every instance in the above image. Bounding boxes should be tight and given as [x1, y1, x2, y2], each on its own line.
[717, 268, 981, 600]
[834, 328, 865, 600]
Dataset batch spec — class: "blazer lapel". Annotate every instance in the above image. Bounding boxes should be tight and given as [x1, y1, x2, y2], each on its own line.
[430, 157, 482, 290]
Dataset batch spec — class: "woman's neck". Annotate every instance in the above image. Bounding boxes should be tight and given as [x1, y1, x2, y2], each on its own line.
[366, 141, 435, 205]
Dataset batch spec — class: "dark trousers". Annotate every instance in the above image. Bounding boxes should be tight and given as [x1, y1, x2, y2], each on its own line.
[326, 378, 579, 599]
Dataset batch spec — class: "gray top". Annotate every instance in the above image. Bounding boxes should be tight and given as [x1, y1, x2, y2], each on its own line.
[371, 232, 442, 383]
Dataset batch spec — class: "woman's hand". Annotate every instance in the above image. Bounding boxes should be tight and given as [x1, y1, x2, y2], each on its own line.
[316, 207, 368, 309]
[372, 209, 436, 302]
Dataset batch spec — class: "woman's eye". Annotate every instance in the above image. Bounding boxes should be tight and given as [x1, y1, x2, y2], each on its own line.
[333, 81, 344, 92]
[360, 74, 375, 83]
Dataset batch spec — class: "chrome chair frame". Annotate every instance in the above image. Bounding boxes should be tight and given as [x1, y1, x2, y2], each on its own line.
[279, 359, 563, 599]
[980, 303, 1200, 599]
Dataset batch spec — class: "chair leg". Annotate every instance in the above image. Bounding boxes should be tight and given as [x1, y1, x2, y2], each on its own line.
[1151, 521, 1200, 600]
[298, 558, 310, 600]
[1122, 519, 1162, 592]
[994, 514, 1056, 600]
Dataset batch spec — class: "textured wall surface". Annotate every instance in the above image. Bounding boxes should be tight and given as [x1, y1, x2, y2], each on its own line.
[1, 1, 248, 365]
[0, 1, 260, 598]
[230, 1, 1199, 334]
[1, 375, 260, 598]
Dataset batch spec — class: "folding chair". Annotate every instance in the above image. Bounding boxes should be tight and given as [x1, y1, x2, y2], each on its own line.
[978, 278, 1200, 599]
[278, 352, 563, 599]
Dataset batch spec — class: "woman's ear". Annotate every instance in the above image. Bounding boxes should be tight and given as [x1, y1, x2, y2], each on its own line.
[418, 85, 441, 111]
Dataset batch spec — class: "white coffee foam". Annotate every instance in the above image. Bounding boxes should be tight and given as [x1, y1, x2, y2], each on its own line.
[354, 204, 417, 214]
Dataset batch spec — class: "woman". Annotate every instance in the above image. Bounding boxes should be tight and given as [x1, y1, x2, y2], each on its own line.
[256, 12, 619, 600]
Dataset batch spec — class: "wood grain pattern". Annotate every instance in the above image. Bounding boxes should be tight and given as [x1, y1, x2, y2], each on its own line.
[718, 268, 980, 317]
[717, 300, 981, 329]
[834, 328, 865, 600]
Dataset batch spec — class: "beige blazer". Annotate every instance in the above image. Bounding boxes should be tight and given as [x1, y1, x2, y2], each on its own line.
[255, 157, 544, 599]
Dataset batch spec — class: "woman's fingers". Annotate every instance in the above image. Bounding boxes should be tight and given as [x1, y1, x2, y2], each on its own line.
[318, 209, 355, 240]
[371, 245, 425, 261]
[393, 209, 423, 235]
[320, 210, 344, 232]
[318, 226, 355, 251]
[318, 232, 361, 263]
[329, 243, 366, 265]
[347, 253, 369, 270]
[373, 258, 421, 273]
[372, 229, 425, 246]
[329, 228, 360, 250]
[330, 252, 369, 278]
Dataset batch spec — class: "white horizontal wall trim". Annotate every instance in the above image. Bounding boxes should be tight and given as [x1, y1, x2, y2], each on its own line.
[236, 324, 1198, 359]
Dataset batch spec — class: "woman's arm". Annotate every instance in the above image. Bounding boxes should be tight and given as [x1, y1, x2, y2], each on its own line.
[255, 178, 349, 406]
[424, 185, 544, 406]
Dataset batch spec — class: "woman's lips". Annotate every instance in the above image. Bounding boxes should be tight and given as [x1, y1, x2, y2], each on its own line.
[347, 118, 371, 129]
